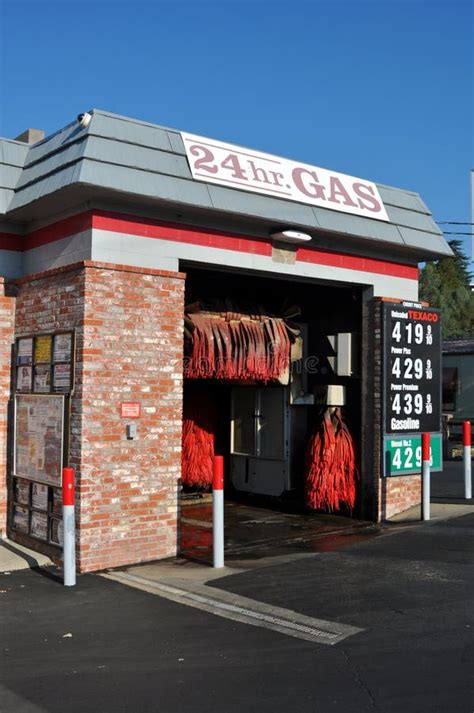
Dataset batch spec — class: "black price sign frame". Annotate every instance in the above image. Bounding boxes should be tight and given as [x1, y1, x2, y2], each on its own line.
[14, 331, 75, 395]
[382, 303, 441, 436]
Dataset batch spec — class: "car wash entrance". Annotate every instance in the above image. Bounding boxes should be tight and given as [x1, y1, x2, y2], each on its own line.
[180, 265, 365, 560]
[0, 110, 451, 572]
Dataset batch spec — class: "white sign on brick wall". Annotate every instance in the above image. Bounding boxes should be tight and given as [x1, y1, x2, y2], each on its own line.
[182, 132, 389, 222]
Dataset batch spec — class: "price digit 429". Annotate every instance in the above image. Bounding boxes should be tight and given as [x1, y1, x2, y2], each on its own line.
[392, 445, 433, 470]
[391, 357, 424, 380]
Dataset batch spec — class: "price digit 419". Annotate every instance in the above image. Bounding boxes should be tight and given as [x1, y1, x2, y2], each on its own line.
[392, 321, 424, 344]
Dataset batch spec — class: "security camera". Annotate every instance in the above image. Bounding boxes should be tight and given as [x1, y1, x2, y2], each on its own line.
[77, 112, 92, 128]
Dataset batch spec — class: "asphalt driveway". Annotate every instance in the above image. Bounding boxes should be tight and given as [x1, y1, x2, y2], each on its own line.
[1, 511, 473, 713]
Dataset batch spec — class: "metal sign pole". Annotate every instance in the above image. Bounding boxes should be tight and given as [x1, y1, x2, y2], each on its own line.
[62, 467, 76, 586]
[213, 456, 224, 568]
[421, 433, 430, 521]
[463, 421, 472, 500]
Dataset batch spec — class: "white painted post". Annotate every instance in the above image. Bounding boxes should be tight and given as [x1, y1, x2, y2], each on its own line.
[213, 455, 224, 568]
[62, 467, 76, 586]
[421, 433, 430, 521]
[463, 421, 472, 500]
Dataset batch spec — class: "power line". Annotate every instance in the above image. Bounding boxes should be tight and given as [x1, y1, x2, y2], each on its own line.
[436, 221, 474, 226]
[440, 231, 474, 236]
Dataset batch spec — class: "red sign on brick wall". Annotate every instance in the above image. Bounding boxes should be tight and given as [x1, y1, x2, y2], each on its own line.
[120, 402, 141, 419]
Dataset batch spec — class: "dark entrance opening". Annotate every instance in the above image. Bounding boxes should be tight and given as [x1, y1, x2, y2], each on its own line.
[179, 264, 365, 561]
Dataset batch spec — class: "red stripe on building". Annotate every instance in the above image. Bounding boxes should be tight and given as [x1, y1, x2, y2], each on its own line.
[93, 211, 418, 280]
[2, 210, 418, 280]
[92, 211, 272, 257]
[0, 213, 94, 252]
[296, 246, 418, 280]
[0, 233, 24, 251]
[26, 213, 94, 250]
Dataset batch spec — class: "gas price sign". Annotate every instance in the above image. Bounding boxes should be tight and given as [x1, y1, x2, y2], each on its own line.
[383, 303, 441, 435]
[384, 433, 442, 476]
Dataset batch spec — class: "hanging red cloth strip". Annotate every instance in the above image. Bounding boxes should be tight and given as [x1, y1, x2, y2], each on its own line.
[184, 307, 295, 382]
[181, 392, 217, 488]
[305, 408, 358, 512]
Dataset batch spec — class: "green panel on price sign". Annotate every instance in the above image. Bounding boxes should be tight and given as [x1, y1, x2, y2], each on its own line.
[384, 433, 442, 476]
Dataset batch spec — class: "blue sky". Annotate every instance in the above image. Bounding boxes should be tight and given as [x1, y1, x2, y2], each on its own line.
[1, 0, 472, 260]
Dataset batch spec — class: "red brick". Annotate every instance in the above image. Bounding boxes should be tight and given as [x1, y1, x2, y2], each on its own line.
[0, 285, 15, 536]
[10, 261, 184, 572]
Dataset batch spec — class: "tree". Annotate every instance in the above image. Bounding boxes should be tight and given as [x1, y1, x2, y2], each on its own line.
[419, 239, 474, 339]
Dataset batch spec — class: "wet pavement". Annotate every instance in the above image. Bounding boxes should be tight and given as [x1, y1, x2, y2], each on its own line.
[179, 459, 473, 564]
[179, 498, 382, 563]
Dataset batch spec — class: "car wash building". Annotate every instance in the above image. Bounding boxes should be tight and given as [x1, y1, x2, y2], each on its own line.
[0, 110, 451, 571]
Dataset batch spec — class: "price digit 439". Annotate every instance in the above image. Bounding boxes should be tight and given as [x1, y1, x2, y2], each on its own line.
[391, 393, 424, 415]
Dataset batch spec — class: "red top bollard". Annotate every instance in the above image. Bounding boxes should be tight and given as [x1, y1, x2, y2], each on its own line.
[422, 433, 430, 462]
[463, 421, 471, 447]
[62, 467, 75, 506]
[213, 456, 224, 491]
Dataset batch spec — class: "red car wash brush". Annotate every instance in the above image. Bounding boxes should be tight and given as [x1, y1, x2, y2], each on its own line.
[305, 408, 357, 512]
[181, 393, 217, 489]
[184, 299, 299, 383]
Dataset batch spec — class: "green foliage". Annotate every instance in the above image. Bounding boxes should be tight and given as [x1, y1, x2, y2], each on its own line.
[419, 240, 474, 339]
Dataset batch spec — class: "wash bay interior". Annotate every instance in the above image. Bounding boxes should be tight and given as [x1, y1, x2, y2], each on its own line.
[181, 264, 363, 515]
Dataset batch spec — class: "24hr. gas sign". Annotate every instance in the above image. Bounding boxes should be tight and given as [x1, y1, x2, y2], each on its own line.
[383, 303, 441, 434]
[182, 133, 390, 222]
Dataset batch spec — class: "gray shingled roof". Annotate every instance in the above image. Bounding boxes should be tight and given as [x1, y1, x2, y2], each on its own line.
[0, 139, 28, 216]
[443, 339, 474, 354]
[0, 109, 452, 261]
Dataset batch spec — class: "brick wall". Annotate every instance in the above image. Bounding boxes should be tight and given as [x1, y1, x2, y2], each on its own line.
[0, 279, 15, 536]
[13, 261, 185, 572]
[372, 297, 422, 520]
[359, 291, 379, 520]
[77, 263, 184, 571]
[360, 296, 423, 521]
[381, 475, 422, 519]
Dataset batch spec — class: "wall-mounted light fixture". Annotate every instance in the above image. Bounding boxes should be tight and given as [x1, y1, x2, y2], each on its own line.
[270, 230, 312, 244]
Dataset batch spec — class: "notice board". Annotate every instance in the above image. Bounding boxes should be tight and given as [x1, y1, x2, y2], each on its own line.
[15, 331, 74, 395]
[14, 394, 65, 486]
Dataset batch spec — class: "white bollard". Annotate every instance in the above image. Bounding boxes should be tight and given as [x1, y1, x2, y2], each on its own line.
[62, 467, 76, 586]
[213, 456, 224, 568]
[421, 433, 430, 521]
[463, 421, 472, 500]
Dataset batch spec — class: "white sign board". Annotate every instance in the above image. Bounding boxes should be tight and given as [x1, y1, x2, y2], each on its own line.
[182, 132, 389, 222]
[14, 394, 64, 486]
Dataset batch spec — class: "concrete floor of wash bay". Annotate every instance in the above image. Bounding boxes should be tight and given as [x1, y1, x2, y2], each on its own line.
[178, 497, 380, 564]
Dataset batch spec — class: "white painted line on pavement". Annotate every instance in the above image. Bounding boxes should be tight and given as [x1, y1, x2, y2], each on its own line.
[101, 571, 364, 646]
